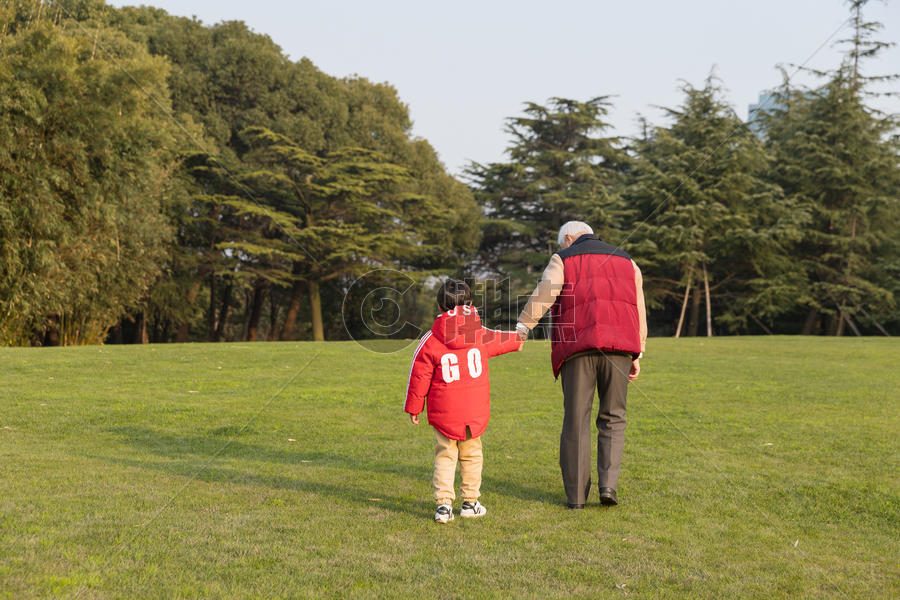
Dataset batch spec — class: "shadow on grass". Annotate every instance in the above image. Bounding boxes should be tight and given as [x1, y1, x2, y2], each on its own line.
[95, 426, 562, 512]
[89, 453, 425, 518]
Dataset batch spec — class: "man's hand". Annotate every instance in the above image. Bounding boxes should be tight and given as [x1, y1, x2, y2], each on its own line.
[628, 358, 640, 382]
[410, 413, 420, 425]
[515, 322, 529, 342]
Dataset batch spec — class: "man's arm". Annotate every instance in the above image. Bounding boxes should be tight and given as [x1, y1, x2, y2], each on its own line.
[629, 260, 647, 383]
[516, 254, 564, 336]
[634, 260, 647, 353]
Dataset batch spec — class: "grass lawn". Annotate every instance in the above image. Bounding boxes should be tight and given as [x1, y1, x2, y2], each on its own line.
[0, 337, 897, 599]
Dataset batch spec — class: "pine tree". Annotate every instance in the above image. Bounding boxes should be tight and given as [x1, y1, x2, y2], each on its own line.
[240, 127, 446, 341]
[763, 0, 899, 335]
[627, 74, 798, 336]
[466, 97, 630, 330]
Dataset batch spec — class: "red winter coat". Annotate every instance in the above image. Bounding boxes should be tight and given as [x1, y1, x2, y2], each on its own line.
[404, 306, 521, 441]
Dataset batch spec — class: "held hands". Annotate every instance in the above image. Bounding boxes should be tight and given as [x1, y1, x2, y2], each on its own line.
[515, 322, 529, 343]
[515, 331, 526, 351]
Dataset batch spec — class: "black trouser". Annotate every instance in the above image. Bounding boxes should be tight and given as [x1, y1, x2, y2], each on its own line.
[559, 352, 631, 505]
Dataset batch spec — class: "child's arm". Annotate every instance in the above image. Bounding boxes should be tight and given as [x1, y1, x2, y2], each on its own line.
[404, 335, 434, 419]
[482, 328, 523, 358]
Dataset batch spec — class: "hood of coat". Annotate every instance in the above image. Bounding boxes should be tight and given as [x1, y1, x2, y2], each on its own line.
[431, 305, 482, 349]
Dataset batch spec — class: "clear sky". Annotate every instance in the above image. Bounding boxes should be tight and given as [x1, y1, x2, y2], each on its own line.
[106, 0, 899, 175]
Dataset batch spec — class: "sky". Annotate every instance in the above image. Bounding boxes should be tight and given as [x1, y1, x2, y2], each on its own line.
[106, 0, 900, 175]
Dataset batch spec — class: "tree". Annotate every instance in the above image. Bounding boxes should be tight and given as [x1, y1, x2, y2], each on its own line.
[0, 6, 187, 345]
[240, 127, 450, 341]
[627, 74, 799, 336]
[339, 76, 481, 272]
[107, 7, 480, 342]
[762, 0, 900, 335]
[105, 8, 344, 342]
[466, 97, 630, 330]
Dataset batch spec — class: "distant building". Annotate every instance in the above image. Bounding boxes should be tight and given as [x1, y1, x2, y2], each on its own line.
[747, 88, 821, 137]
[747, 91, 780, 137]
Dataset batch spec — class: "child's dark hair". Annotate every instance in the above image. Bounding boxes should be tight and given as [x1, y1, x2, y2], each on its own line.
[437, 279, 472, 312]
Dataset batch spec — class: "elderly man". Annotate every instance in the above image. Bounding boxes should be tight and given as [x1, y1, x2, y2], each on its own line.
[516, 221, 647, 509]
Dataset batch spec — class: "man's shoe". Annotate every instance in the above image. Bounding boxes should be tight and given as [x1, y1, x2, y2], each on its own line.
[460, 500, 487, 518]
[598, 488, 618, 506]
[434, 504, 454, 523]
[567, 503, 585, 509]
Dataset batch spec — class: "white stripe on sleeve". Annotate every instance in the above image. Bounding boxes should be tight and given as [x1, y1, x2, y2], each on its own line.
[404, 331, 432, 409]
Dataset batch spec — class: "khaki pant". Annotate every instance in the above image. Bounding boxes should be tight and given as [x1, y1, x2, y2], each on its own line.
[433, 429, 483, 505]
[559, 352, 631, 505]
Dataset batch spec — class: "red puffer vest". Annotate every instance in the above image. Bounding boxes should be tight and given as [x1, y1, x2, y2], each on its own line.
[404, 306, 521, 440]
[550, 234, 641, 377]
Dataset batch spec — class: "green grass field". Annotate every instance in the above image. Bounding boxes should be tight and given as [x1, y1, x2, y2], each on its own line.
[1, 337, 897, 599]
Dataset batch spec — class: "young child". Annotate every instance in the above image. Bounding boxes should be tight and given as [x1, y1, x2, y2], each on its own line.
[405, 279, 522, 523]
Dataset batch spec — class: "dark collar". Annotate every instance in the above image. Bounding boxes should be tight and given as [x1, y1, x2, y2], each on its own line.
[572, 233, 598, 246]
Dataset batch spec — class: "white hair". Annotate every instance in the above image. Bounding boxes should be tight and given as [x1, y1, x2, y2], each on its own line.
[557, 221, 593, 246]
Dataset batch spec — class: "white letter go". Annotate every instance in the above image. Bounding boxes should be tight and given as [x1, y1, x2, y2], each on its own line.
[467, 348, 482, 378]
[440, 354, 460, 382]
[440, 349, 482, 383]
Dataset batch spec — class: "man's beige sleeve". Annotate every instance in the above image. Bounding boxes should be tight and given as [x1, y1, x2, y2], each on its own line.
[517, 254, 564, 330]
[634, 260, 647, 353]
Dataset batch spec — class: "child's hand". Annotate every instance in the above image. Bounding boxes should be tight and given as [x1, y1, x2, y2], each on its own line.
[410, 414, 420, 425]
[516, 340, 524, 351]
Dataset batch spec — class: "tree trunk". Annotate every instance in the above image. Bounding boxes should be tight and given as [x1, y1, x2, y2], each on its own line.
[835, 300, 848, 337]
[838, 213, 858, 337]
[703, 264, 713, 337]
[309, 279, 324, 341]
[825, 312, 840, 336]
[134, 312, 149, 344]
[246, 282, 266, 342]
[687, 283, 701, 337]
[801, 308, 819, 335]
[214, 282, 233, 342]
[834, 301, 860, 337]
[43, 315, 61, 347]
[208, 273, 217, 341]
[751, 314, 774, 335]
[855, 304, 890, 336]
[175, 321, 189, 344]
[242, 289, 253, 341]
[268, 290, 280, 341]
[674, 269, 693, 338]
[844, 312, 862, 336]
[175, 280, 201, 343]
[280, 279, 304, 340]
